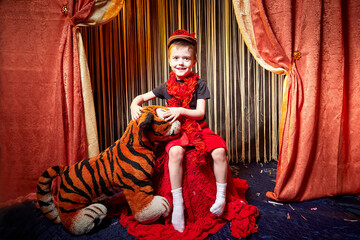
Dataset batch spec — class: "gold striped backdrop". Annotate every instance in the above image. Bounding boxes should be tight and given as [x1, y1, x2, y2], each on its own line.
[79, 0, 284, 163]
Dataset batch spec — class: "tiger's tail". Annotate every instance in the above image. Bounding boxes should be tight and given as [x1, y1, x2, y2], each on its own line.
[36, 166, 67, 224]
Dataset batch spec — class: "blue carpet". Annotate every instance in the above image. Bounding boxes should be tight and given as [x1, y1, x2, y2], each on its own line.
[0, 161, 359, 240]
[229, 161, 360, 240]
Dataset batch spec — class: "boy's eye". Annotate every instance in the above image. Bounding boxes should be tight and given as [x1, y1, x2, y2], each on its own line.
[173, 57, 178, 60]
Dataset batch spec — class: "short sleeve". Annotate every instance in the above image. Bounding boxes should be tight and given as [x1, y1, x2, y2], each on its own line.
[196, 79, 210, 99]
[152, 83, 167, 99]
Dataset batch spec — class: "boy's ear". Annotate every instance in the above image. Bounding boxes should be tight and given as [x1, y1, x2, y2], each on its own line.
[138, 112, 154, 128]
[192, 59, 197, 67]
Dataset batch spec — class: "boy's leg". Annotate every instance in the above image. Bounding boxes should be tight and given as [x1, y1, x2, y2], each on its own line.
[169, 146, 185, 189]
[168, 146, 185, 232]
[210, 147, 228, 216]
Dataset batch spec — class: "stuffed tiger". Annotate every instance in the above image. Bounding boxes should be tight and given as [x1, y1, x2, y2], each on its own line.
[36, 106, 181, 235]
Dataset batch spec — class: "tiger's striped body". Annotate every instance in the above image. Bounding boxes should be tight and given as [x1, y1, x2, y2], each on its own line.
[37, 106, 181, 235]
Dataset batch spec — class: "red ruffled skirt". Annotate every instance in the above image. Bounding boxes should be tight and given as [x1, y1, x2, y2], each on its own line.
[164, 124, 227, 153]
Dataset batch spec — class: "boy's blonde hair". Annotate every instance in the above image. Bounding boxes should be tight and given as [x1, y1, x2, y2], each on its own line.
[168, 40, 197, 60]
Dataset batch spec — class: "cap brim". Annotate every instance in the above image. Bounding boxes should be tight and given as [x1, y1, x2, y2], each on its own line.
[167, 35, 197, 48]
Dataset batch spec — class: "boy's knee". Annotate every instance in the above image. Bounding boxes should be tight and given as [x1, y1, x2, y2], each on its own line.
[211, 148, 227, 162]
[169, 146, 185, 162]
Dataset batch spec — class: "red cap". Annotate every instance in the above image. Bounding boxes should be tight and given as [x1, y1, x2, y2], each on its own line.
[167, 29, 197, 48]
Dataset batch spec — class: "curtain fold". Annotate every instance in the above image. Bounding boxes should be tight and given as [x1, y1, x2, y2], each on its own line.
[233, 0, 360, 201]
[80, 0, 284, 163]
[0, 0, 122, 204]
[232, 0, 286, 75]
[75, 0, 125, 158]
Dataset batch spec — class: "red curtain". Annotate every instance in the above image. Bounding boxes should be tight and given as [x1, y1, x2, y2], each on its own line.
[235, 0, 360, 201]
[0, 0, 95, 204]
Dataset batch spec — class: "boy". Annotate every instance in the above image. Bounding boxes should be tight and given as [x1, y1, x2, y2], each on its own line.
[130, 29, 228, 232]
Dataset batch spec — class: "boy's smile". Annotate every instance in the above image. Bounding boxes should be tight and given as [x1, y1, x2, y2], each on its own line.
[169, 45, 197, 80]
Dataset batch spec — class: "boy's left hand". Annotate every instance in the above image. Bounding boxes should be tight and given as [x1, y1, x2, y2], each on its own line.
[163, 107, 183, 123]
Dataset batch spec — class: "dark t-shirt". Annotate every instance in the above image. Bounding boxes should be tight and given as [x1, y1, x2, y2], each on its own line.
[152, 79, 210, 109]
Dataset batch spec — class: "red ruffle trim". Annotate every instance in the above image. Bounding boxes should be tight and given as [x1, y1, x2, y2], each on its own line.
[111, 149, 258, 239]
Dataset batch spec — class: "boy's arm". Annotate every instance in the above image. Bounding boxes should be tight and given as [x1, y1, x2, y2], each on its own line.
[131, 91, 157, 120]
[164, 99, 206, 123]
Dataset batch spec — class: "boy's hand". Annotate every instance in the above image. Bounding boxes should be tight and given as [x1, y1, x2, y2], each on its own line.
[163, 107, 183, 123]
[131, 105, 143, 121]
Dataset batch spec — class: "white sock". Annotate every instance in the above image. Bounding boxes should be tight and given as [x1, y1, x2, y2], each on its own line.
[171, 187, 185, 232]
[210, 182, 227, 216]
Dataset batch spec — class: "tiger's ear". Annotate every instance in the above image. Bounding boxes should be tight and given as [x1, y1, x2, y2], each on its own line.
[138, 112, 154, 129]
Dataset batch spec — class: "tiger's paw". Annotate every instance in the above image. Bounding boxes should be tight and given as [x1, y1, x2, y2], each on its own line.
[69, 203, 108, 235]
[134, 196, 171, 223]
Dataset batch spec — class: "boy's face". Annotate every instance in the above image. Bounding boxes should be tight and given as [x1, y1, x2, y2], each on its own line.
[168, 45, 197, 80]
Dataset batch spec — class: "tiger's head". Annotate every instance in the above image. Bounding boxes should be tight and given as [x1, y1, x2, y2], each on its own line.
[136, 105, 181, 142]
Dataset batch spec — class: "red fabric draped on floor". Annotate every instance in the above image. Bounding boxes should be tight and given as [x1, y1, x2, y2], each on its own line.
[113, 149, 258, 239]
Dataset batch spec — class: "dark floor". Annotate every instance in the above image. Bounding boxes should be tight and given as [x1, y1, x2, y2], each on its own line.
[0, 161, 359, 240]
[230, 161, 360, 240]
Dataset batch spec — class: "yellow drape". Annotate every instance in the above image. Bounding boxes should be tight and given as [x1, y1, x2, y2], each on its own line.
[76, 0, 125, 157]
[80, 0, 284, 163]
